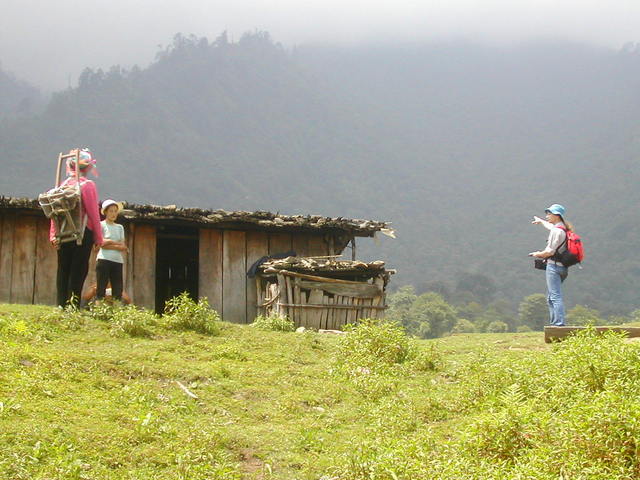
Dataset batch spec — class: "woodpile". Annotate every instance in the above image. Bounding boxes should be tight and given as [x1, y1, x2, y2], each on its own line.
[256, 256, 393, 330]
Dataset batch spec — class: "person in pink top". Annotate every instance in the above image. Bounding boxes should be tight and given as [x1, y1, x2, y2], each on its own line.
[50, 148, 103, 307]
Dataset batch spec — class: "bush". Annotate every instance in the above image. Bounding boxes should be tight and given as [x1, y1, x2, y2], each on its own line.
[163, 292, 220, 335]
[86, 301, 120, 322]
[251, 313, 295, 332]
[486, 320, 508, 333]
[336, 319, 415, 374]
[452, 318, 475, 333]
[110, 306, 157, 338]
[410, 342, 443, 372]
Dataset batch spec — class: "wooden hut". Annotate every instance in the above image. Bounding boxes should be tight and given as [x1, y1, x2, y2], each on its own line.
[0, 196, 393, 324]
[256, 256, 393, 329]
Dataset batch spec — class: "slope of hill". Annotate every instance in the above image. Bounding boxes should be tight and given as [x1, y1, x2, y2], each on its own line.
[2, 303, 640, 479]
[1, 33, 639, 313]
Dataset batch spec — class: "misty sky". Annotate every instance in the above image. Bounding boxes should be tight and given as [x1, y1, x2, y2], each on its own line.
[2, 0, 640, 90]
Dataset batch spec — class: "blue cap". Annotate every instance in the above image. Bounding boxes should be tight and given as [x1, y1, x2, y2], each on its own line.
[545, 204, 565, 216]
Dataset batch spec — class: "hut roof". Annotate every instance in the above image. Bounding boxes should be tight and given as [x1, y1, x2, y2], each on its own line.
[0, 196, 392, 237]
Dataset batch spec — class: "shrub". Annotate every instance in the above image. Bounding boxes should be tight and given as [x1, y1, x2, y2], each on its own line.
[411, 342, 444, 372]
[110, 306, 157, 338]
[38, 305, 87, 331]
[86, 301, 120, 322]
[251, 313, 295, 332]
[452, 318, 475, 333]
[163, 292, 220, 335]
[486, 320, 508, 333]
[336, 319, 415, 374]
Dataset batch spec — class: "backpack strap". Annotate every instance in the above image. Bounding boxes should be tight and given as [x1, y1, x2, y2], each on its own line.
[550, 225, 568, 262]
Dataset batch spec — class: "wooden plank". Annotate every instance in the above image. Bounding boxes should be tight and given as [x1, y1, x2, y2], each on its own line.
[33, 217, 57, 305]
[256, 277, 264, 317]
[297, 280, 381, 298]
[544, 326, 640, 343]
[122, 223, 135, 296]
[293, 280, 301, 326]
[322, 294, 330, 330]
[246, 231, 268, 323]
[199, 229, 223, 315]
[307, 289, 323, 329]
[299, 288, 308, 327]
[307, 234, 328, 256]
[10, 216, 38, 304]
[269, 232, 292, 256]
[223, 230, 246, 323]
[346, 297, 356, 325]
[125, 224, 135, 300]
[338, 296, 348, 329]
[280, 270, 377, 285]
[292, 234, 309, 257]
[0, 214, 15, 302]
[276, 274, 286, 317]
[328, 297, 336, 328]
[132, 224, 156, 310]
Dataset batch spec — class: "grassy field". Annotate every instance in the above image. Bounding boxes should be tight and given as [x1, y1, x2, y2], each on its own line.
[1, 303, 639, 480]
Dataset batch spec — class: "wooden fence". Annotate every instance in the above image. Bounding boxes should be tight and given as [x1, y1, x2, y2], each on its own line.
[257, 269, 387, 329]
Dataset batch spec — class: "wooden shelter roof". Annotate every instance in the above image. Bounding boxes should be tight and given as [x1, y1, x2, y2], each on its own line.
[0, 196, 392, 237]
[257, 256, 395, 283]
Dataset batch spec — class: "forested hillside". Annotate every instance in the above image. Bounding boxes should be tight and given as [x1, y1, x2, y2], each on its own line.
[1, 32, 639, 314]
[0, 64, 43, 119]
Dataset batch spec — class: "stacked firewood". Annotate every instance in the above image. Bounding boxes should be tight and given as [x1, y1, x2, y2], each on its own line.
[259, 256, 387, 275]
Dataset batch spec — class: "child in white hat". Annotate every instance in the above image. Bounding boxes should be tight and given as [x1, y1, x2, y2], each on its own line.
[96, 199, 128, 302]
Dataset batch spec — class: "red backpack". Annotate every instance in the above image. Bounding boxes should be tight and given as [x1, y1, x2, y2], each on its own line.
[555, 225, 584, 267]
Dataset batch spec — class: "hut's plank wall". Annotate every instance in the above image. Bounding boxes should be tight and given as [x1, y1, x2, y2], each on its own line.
[246, 231, 269, 322]
[34, 217, 57, 305]
[223, 230, 247, 323]
[269, 232, 292, 255]
[0, 213, 347, 325]
[0, 214, 15, 301]
[292, 234, 309, 256]
[199, 229, 223, 314]
[132, 224, 156, 310]
[307, 234, 329, 256]
[11, 216, 37, 304]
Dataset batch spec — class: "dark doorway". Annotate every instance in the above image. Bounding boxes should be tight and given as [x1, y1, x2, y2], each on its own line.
[155, 225, 199, 314]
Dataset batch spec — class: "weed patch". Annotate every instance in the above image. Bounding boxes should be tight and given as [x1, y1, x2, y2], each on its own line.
[162, 293, 221, 335]
[251, 313, 295, 332]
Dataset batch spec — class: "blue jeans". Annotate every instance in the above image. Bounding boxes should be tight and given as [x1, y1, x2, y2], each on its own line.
[546, 262, 568, 326]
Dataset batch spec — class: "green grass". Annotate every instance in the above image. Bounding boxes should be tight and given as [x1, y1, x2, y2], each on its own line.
[2, 304, 640, 479]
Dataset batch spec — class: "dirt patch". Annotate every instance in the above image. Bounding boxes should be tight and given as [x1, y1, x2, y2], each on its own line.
[239, 448, 264, 479]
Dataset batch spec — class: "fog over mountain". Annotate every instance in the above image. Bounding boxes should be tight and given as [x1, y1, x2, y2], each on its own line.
[1, 32, 639, 315]
[2, 0, 640, 89]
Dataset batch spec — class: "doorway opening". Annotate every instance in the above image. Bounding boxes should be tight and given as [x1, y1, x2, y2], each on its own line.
[155, 225, 199, 314]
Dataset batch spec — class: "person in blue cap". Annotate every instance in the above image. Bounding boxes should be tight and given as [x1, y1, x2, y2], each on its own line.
[529, 204, 573, 326]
